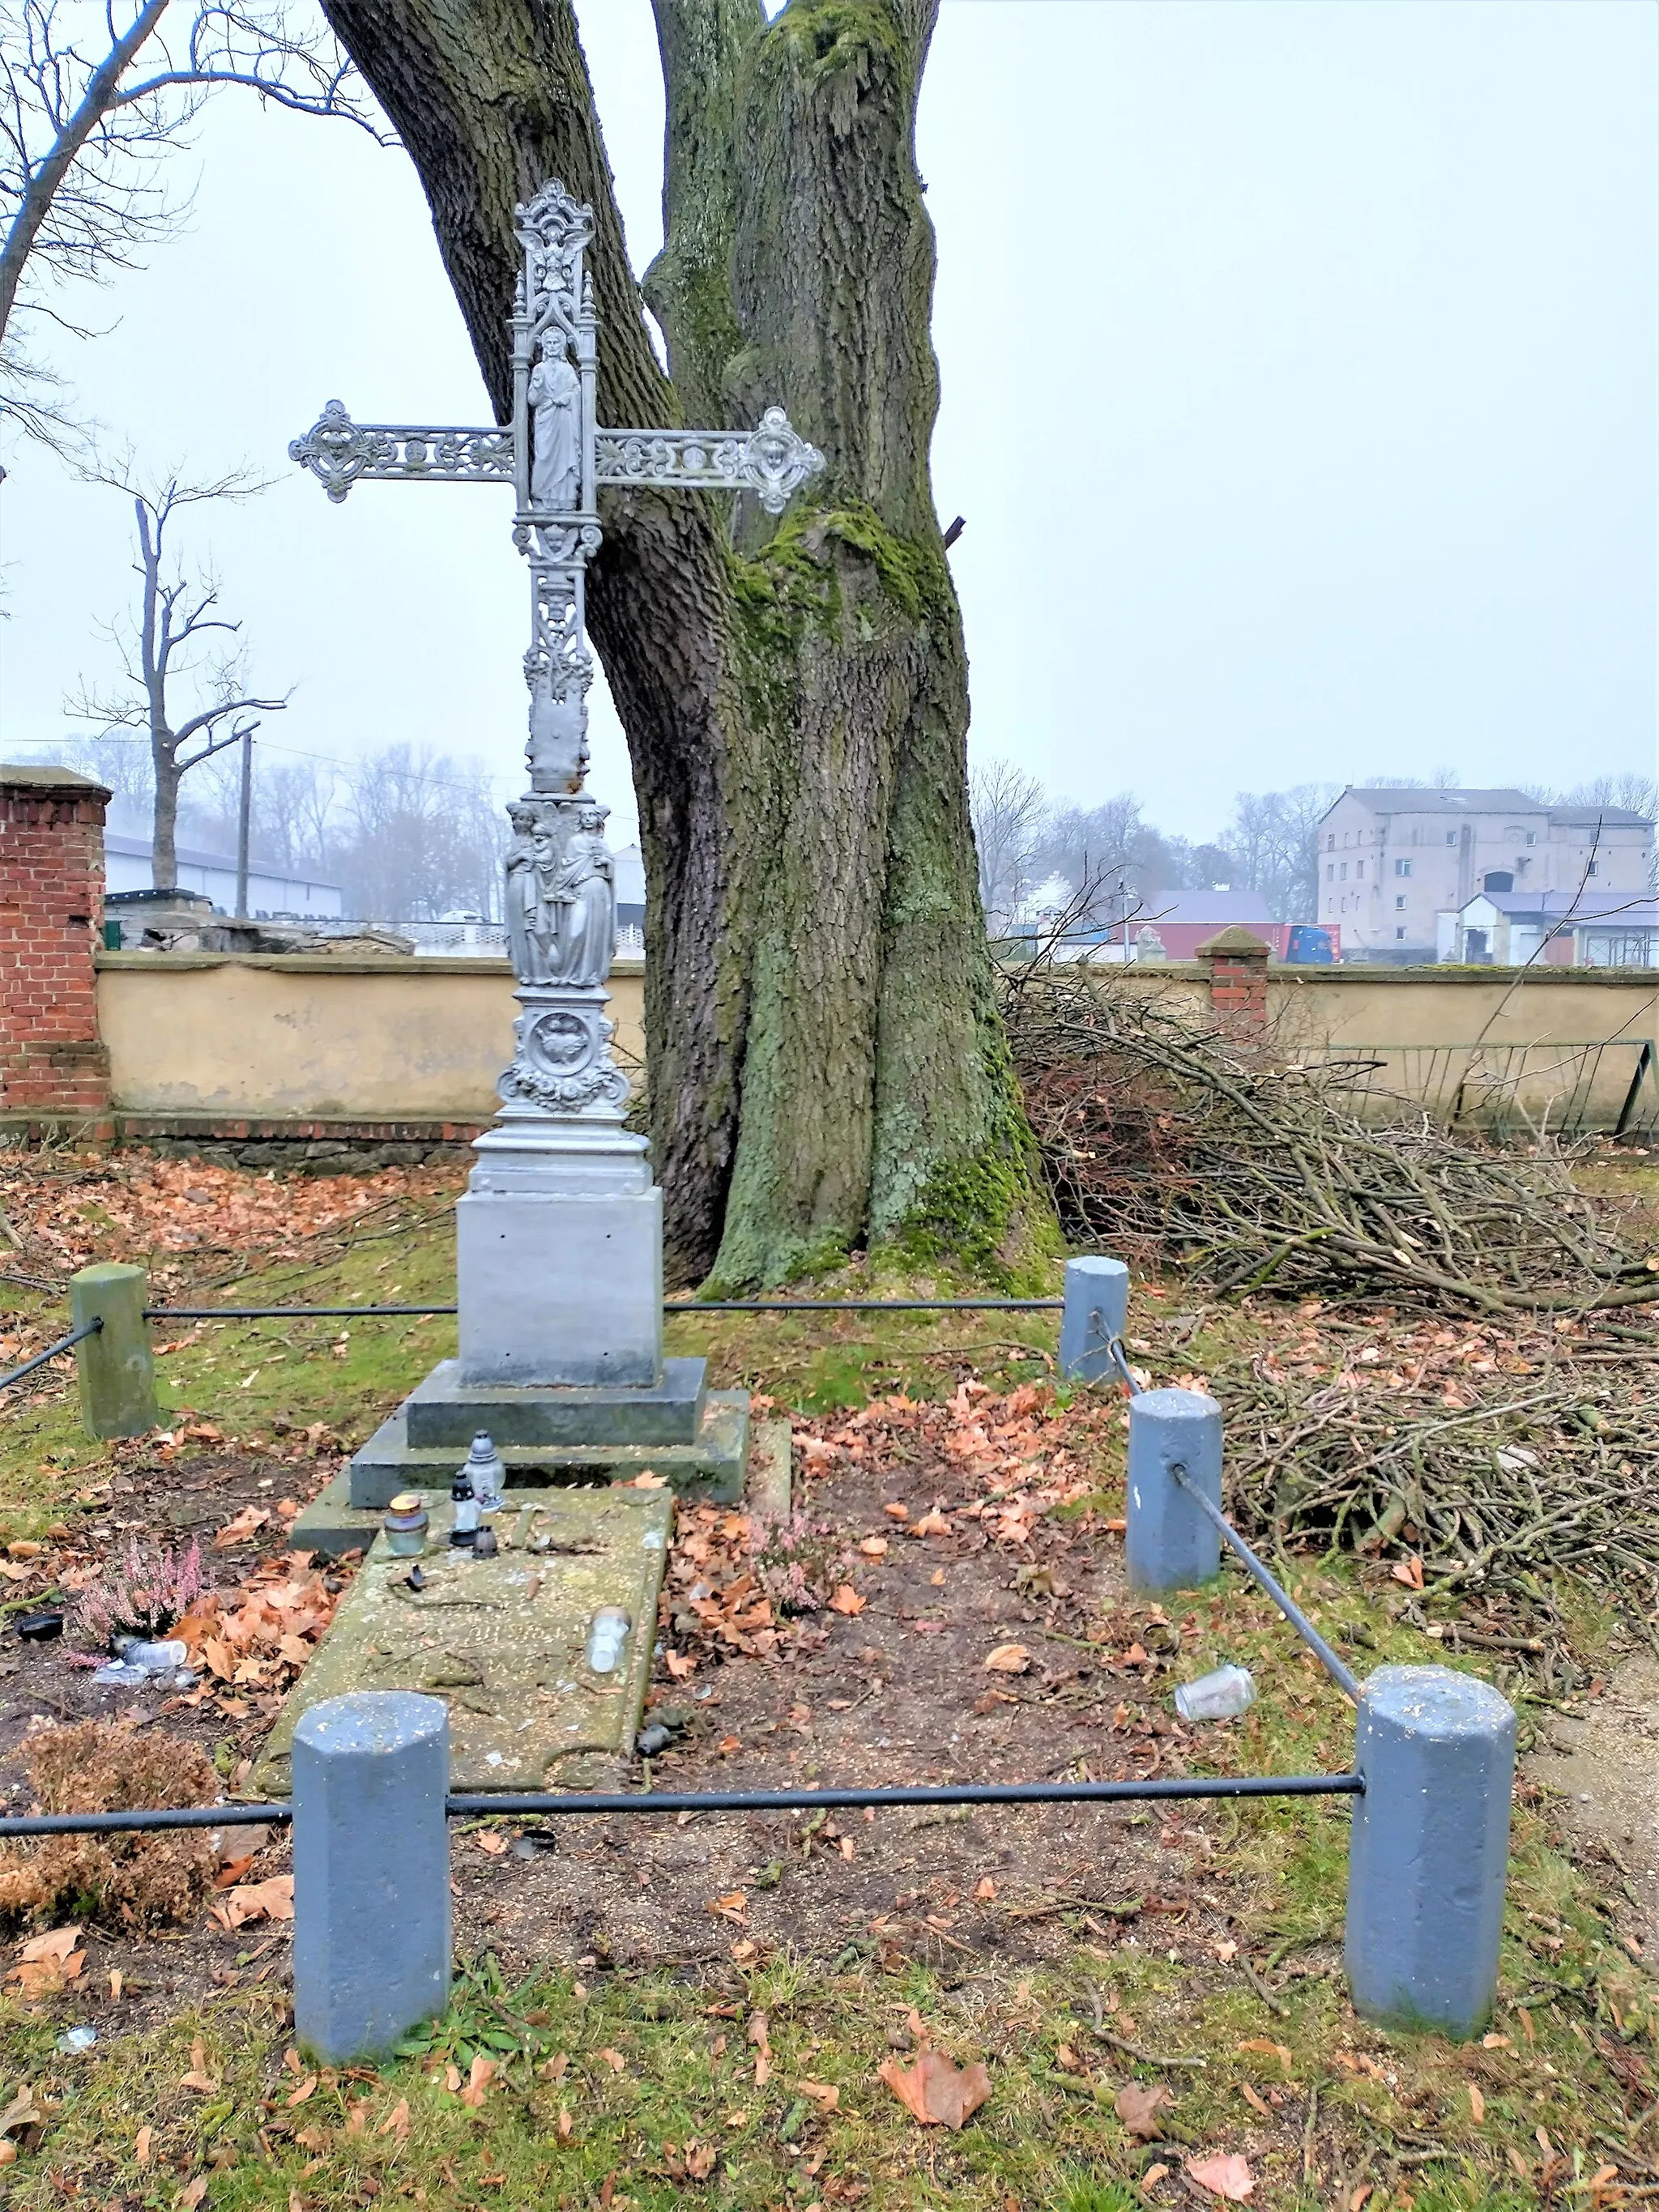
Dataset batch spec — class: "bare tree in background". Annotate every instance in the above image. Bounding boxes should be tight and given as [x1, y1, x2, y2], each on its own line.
[1564, 776, 1659, 890]
[190, 741, 507, 921]
[46, 729, 507, 918]
[0, 0, 383, 445]
[968, 758, 1046, 934]
[65, 463, 289, 885]
[1221, 782, 1339, 922]
[331, 745, 506, 923]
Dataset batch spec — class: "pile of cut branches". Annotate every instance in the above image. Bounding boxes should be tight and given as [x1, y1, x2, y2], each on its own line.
[1004, 965, 1659, 1318]
[1214, 1345, 1656, 1609]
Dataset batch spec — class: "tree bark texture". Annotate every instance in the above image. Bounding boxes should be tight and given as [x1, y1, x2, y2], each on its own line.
[320, 0, 1047, 1288]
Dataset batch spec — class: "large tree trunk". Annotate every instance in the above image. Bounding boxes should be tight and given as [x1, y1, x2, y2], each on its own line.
[321, 0, 1048, 1288]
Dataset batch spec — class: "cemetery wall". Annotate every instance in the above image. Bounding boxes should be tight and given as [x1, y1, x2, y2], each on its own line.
[81, 952, 1657, 1149]
[92, 952, 646, 1161]
[0, 932, 1649, 1152]
[1263, 963, 1659, 1130]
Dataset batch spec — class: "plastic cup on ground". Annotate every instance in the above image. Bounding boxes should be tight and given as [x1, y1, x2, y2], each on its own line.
[1174, 1664, 1256, 1723]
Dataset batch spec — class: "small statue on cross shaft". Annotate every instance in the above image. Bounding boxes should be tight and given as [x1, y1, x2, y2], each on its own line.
[503, 802, 540, 980]
[549, 803, 616, 988]
[527, 326, 580, 512]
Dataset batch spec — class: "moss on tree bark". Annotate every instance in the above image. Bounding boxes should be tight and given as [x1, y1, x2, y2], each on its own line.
[320, 0, 1054, 1287]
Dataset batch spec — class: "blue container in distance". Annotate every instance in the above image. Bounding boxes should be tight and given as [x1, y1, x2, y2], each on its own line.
[1286, 925, 1335, 965]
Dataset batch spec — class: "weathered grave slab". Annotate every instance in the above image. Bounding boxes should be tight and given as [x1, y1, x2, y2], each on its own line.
[257, 1485, 671, 1797]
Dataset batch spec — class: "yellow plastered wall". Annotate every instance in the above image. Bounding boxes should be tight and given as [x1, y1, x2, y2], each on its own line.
[92, 952, 1655, 1132]
[96, 953, 645, 1123]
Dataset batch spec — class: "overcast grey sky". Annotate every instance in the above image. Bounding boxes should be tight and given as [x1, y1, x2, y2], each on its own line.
[1, 0, 1654, 853]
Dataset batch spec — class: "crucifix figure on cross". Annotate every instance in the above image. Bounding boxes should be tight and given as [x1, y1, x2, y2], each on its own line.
[289, 177, 823, 1104]
[288, 178, 823, 1393]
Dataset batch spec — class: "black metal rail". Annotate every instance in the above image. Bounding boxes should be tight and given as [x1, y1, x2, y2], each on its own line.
[0, 1801, 286, 1839]
[1102, 1330, 1362, 1703]
[0, 1769, 1362, 1839]
[148, 1306, 458, 1319]
[1172, 1468, 1363, 1702]
[144, 1298, 1066, 1321]
[444, 1774, 1361, 1817]
[0, 1317, 100, 1393]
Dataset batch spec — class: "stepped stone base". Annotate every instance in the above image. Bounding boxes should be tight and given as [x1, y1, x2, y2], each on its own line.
[404, 1356, 707, 1451]
[288, 1353, 748, 1561]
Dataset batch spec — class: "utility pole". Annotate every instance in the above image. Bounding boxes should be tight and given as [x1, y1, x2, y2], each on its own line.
[235, 723, 256, 918]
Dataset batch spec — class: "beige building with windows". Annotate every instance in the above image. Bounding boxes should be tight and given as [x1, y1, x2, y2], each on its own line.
[1316, 787, 1654, 961]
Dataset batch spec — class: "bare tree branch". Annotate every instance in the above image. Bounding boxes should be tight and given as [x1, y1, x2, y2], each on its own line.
[63, 461, 290, 884]
[0, 0, 392, 444]
[173, 688, 288, 748]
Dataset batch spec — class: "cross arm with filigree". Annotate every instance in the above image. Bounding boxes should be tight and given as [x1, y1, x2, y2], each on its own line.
[288, 398, 824, 515]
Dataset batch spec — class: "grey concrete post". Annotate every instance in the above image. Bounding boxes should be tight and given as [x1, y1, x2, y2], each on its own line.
[1059, 1255, 1130, 1383]
[1346, 1664, 1516, 2038]
[69, 1263, 157, 1439]
[292, 1691, 451, 2061]
[1125, 1387, 1223, 1590]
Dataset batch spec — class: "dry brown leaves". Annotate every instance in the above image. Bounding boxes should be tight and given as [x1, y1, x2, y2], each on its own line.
[878, 2048, 992, 2129]
[0, 1154, 454, 1276]
[659, 1507, 787, 1677]
[661, 2139, 717, 2182]
[659, 1373, 1136, 1694]
[173, 1549, 348, 1720]
[0, 1722, 218, 1930]
[6, 1925, 83, 1997]
[783, 1379, 1115, 1592]
[1116, 2081, 1174, 2138]
[801, 1379, 1106, 1525]
[1187, 2152, 1256, 2200]
[1, 2083, 47, 2153]
[209, 1874, 293, 1930]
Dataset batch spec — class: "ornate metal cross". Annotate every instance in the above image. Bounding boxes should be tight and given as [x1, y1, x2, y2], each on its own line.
[288, 179, 823, 1122]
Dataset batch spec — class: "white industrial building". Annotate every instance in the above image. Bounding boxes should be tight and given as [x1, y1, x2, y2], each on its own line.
[1317, 789, 1654, 961]
[1439, 889, 1659, 970]
[104, 832, 343, 918]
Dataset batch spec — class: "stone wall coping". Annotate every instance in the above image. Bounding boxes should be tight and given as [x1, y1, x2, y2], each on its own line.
[1196, 926, 1273, 958]
[96, 949, 647, 978]
[1272, 963, 1659, 987]
[0, 763, 112, 797]
[991, 957, 1657, 987]
[88, 948, 1653, 987]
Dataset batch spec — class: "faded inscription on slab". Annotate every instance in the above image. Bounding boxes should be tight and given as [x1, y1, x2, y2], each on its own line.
[256, 1486, 672, 1795]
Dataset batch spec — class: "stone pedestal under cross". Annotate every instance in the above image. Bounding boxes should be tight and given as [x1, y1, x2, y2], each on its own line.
[285, 179, 822, 1542]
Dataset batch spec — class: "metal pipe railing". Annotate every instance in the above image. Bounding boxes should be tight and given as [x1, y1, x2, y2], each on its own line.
[1099, 1325, 1361, 1703]
[0, 1768, 1362, 1840]
[0, 1317, 100, 1393]
[0, 1801, 287, 1838]
[1172, 1467, 1363, 1702]
[143, 1297, 1065, 1321]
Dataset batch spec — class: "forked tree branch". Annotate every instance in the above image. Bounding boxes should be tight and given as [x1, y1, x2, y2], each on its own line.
[0, 0, 165, 338]
[173, 688, 288, 751]
[0, 0, 390, 438]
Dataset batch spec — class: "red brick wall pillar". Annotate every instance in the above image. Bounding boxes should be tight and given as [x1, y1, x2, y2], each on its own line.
[0, 767, 113, 1132]
[1197, 926, 1272, 1030]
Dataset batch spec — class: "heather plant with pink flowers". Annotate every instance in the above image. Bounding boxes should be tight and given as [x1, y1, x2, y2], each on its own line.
[75, 1536, 203, 1650]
